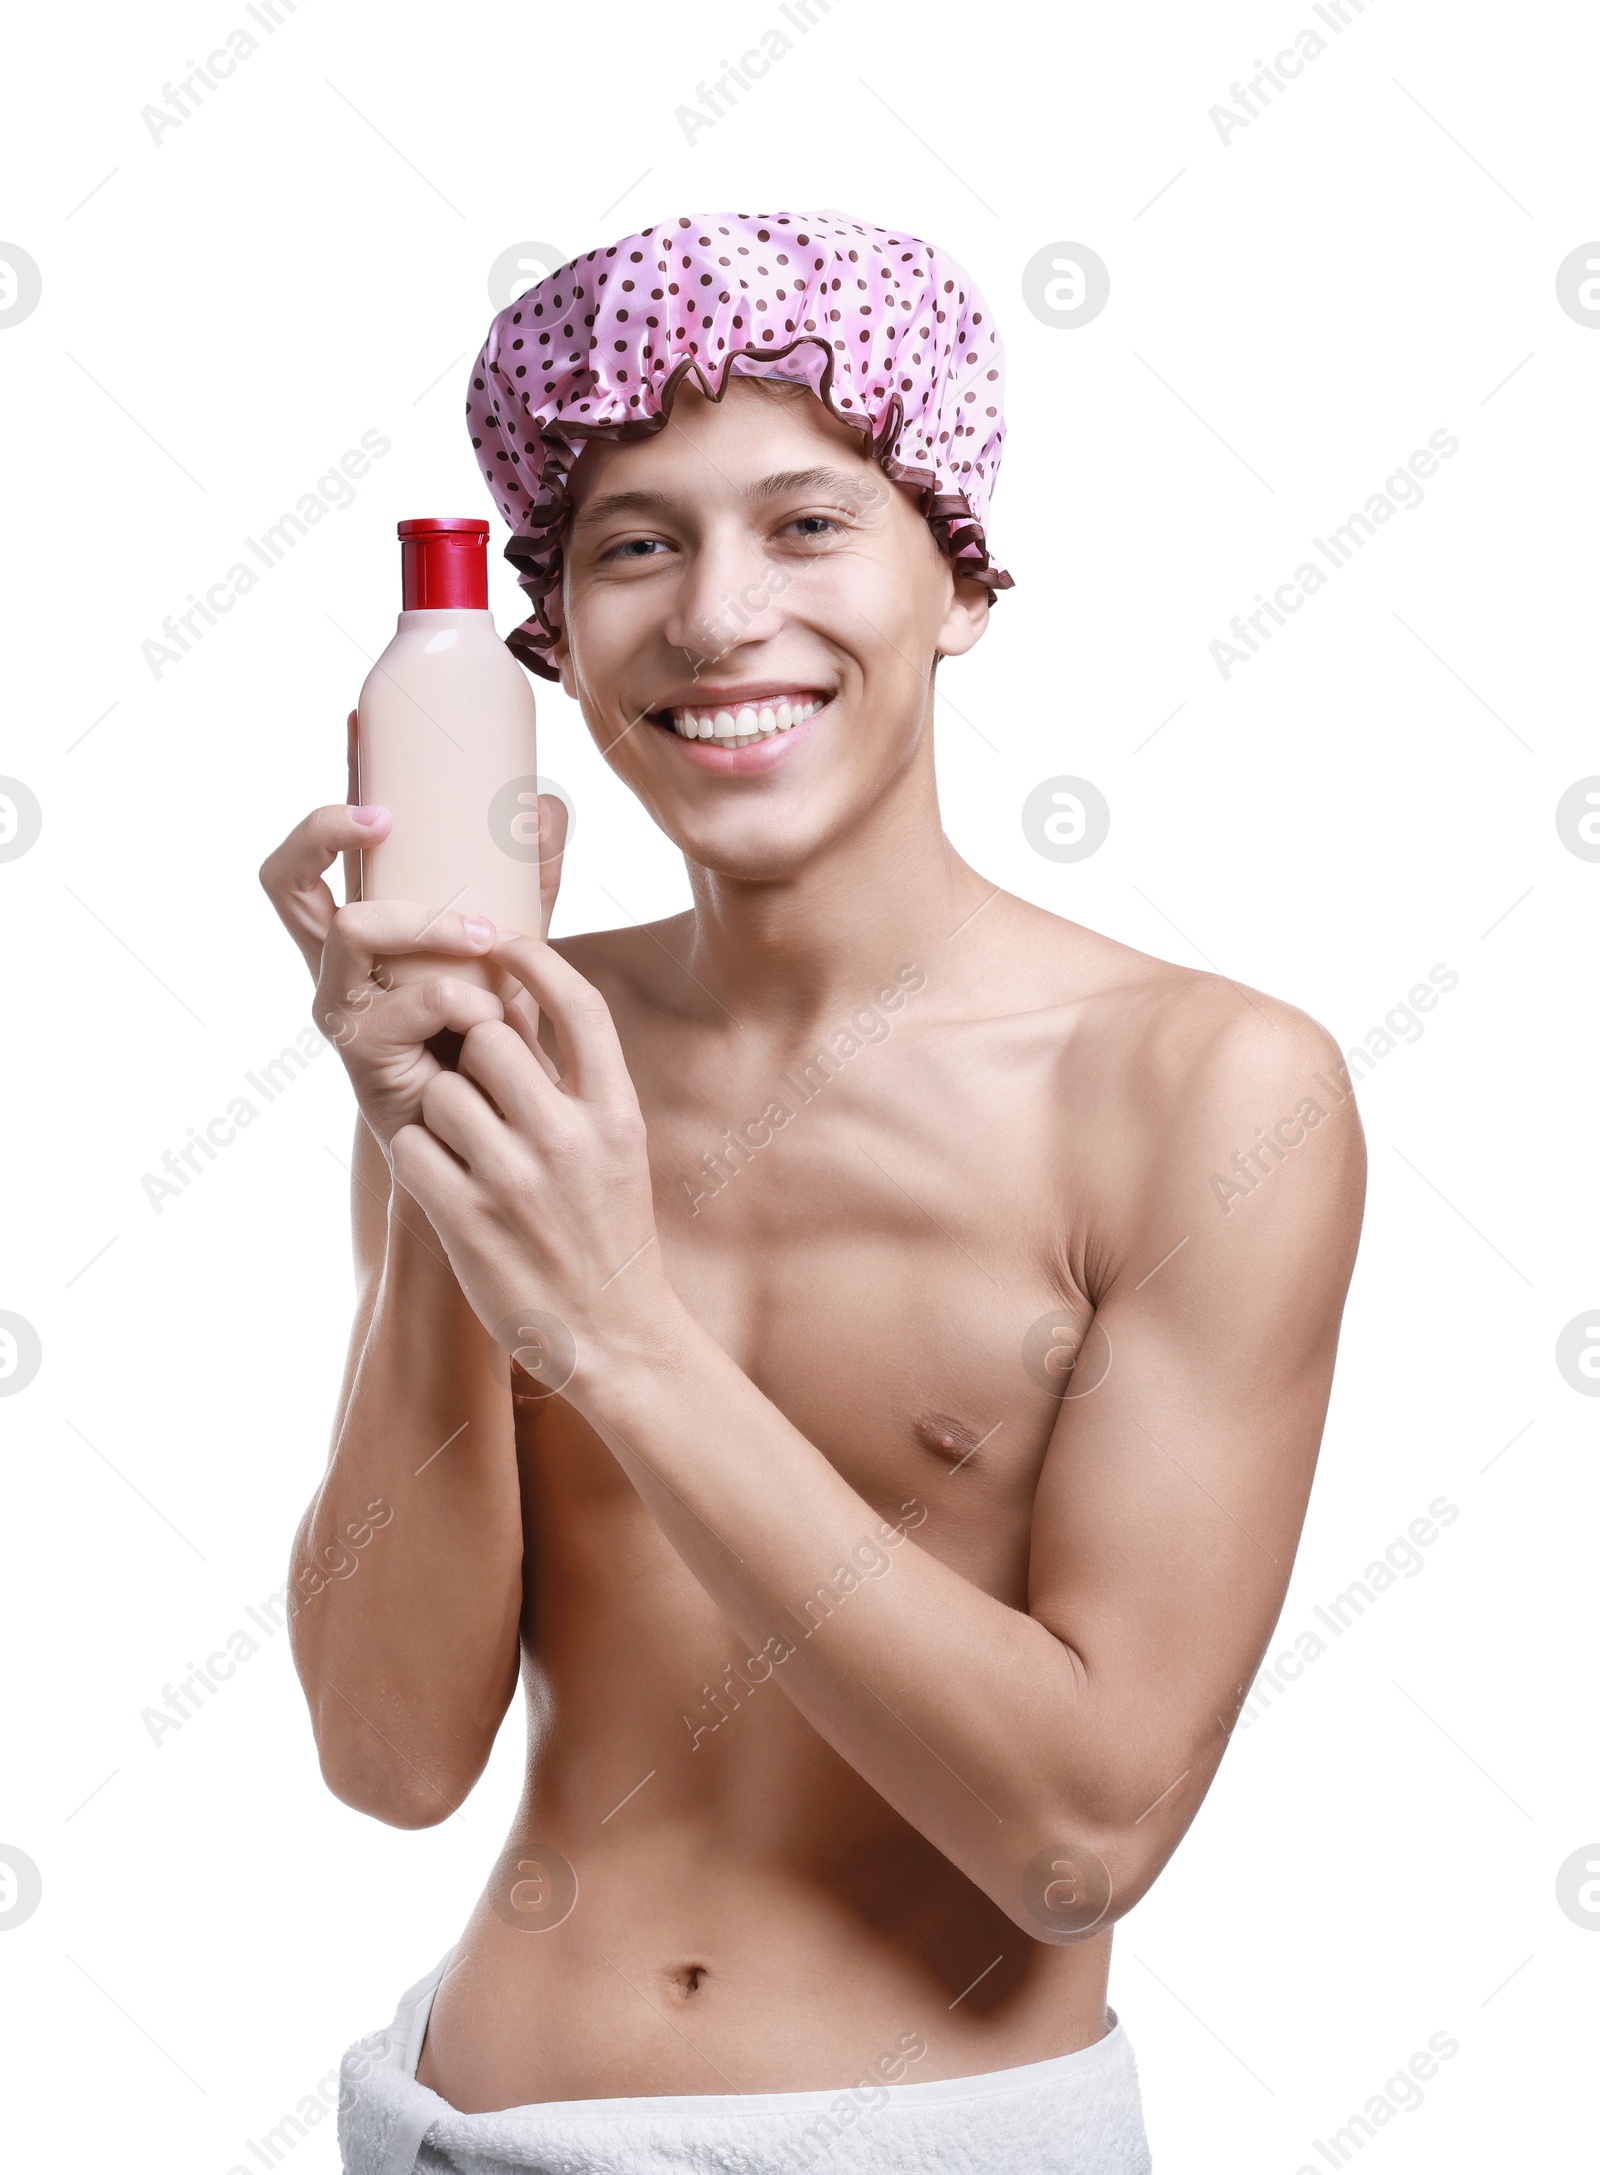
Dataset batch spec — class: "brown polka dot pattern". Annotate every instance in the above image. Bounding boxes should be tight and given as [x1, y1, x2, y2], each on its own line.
[463, 208, 1014, 679]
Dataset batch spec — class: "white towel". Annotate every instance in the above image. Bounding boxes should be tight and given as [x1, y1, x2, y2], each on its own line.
[338, 1953, 1153, 2174]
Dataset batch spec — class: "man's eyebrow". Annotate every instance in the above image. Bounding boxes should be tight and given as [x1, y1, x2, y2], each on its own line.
[571, 467, 873, 531]
[571, 488, 674, 530]
[743, 466, 868, 502]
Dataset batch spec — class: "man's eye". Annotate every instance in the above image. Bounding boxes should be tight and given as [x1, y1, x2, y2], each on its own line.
[604, 537, 669, 562]
[788, 515, 842, 540]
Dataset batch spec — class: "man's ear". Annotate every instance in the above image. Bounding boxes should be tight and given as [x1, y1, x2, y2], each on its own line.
[934, 572, 991, 662]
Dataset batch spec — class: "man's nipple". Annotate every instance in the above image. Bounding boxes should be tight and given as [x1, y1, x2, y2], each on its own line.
[915, 1412, 985, 1465]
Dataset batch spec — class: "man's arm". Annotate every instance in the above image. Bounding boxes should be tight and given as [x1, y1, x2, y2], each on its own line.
[258, 796, 542, 1828]
[392, 944, 1366, 1933]
[1020, 999, 1368, 1911]
[286, 1115, 524, 1827]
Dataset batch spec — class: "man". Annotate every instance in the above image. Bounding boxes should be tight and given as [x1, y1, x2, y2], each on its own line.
[261, 210, 1364, 2173]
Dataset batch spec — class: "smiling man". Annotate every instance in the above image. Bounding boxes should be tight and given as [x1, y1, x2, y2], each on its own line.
[261, 211, 1365, 2175]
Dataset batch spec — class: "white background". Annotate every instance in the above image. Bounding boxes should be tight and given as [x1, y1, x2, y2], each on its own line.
[1, 2, 1595, 2168]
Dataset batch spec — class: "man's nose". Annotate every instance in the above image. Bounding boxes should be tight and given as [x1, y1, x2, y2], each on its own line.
[663, 529, 785, 669]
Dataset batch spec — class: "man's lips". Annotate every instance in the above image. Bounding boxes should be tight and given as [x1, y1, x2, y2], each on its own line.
[636, 685, 830, 744]
[648, 697, 834, 774]
[646, 682, 832, 713]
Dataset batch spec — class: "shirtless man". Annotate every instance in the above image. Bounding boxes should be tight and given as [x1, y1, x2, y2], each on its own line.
[260, 212, 1364, 2173]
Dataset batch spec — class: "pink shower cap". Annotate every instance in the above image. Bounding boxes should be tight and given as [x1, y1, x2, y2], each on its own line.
[464, 209, 1013, 679]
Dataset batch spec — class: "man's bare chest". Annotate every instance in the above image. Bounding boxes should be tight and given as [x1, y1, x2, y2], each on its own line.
[620, 1058, 1101, 1588]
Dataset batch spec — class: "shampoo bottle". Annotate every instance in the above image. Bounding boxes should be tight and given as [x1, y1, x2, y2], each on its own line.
[356, 517, 540, 989]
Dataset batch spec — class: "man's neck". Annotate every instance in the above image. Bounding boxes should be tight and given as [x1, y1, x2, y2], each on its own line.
[677, 773, 992, 1034]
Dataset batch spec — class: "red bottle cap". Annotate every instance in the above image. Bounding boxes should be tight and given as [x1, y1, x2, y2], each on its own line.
[398, 518, 489, 610]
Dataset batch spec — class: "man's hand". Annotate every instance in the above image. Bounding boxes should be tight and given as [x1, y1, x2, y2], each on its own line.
[259, 800, 504, 1147]
[257, 716, 570, 1151]
[389, 935, 674, 1387]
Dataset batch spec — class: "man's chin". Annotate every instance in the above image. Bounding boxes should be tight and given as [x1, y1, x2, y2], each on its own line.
[653, 803, 849, 883]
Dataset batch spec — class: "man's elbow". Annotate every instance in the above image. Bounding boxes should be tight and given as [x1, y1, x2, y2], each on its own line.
[997, 1803, 1170, 1944]
[317, 1741, 467, 1828]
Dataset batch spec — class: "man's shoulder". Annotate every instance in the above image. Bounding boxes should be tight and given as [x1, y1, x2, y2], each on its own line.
[1016, 900, 1348, 1138]
[1015, 904, 1363, 1275]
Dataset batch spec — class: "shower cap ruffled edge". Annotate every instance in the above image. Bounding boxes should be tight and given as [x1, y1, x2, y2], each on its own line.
[481, 334, 1014, 682]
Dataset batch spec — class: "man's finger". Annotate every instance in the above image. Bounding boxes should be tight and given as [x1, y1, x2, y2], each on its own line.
[260, 802, 391, 977]
[318, 900, 497, 990]
[390, 1121, 469, 1214]
[488, 936, 631, 1104]
[316, 972, 505, 1052]
[420, 1067, 510, 1166]
[458, 1018, 558, 1126]
[502, 987, 562, 1082]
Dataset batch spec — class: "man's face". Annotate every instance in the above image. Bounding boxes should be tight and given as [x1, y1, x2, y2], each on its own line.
[552, 377, 989, 879]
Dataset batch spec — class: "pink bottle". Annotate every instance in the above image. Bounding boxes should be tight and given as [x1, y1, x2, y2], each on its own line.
[356, 518, 541, 989]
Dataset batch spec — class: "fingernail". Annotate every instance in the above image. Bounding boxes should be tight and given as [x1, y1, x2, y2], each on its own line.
[352, 804, 384, 826]
[464, 916, 495, 946]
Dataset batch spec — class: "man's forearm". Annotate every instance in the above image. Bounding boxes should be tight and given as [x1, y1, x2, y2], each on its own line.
[577, 1305, 1160, 1936]
[290, 1169, 524, 1826]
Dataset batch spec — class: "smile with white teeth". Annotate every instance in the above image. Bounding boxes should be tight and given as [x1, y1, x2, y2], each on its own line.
[663, 695, 829, 748]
